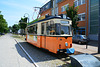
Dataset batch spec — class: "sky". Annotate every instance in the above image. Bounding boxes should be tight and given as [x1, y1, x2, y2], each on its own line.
[0, 0, 50, 26]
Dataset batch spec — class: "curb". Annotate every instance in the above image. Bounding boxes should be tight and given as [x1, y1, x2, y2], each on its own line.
[15, 39, 39, 67]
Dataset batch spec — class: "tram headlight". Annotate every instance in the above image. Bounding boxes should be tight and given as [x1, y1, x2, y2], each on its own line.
[65, 42, 68, 46]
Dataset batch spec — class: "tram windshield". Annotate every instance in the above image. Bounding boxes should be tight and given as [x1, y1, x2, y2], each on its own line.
[46, 21, 71, 35]
[61, 25, 70, 35]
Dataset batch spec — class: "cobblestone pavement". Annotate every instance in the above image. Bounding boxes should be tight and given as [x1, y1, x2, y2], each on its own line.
[72, 43, 100, 60]
[0, 34, 34, 67]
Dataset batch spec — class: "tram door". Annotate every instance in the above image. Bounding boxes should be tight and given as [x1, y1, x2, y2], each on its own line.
[41, 23, 46, 48]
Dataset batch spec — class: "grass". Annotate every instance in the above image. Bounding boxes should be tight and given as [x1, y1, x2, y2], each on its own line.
[61, 64, 72, 67]
[12, 34, 25, 40]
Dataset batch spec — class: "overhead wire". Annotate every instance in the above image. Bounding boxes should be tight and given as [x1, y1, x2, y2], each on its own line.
[32, 0, 50, 20]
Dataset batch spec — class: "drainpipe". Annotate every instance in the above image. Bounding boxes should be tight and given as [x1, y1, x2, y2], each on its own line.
[86, 0, 87, 36]
[98, 0, 100, 53]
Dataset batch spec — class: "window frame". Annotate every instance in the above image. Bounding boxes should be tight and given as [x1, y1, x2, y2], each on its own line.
[78, 13, 86, 21]
[74, 0, 78, 7]
[61, 4, 69, 12]
[76, 27, 86, 35]
[74, 0, 85, 7]
[27, 24, 37, 35]
[61, 6, 64, 12]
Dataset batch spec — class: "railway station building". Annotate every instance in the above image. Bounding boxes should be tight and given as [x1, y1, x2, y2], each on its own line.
[39, 0, 99, 41]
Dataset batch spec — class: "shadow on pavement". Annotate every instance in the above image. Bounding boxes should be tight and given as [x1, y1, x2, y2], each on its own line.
[15, 43, 32, 63]
[15, 42, 69, 63]
[91, 53, 99, 55]
[73, 41, 98, 47]
[87, 41, 98, 47]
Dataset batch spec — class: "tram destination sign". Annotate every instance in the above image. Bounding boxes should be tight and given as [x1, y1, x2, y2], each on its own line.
[61, 21, 69, 24]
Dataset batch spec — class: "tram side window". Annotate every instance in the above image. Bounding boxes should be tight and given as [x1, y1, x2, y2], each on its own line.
[41, 23, 44, 34]
[61, 25, 70, 35]
[46, 21, 56, 35]
[33, 24, 37, 34]
[28, 24, 37, 34]
[28, 26, 33, 34]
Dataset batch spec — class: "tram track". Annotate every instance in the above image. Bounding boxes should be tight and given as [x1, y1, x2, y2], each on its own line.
[14, 38, 72, 67]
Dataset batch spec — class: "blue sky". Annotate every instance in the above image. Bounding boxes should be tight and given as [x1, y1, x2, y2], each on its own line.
[0, 0, 50, 26]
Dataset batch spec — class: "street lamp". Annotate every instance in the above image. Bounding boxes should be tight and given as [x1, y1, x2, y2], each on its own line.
[23, 13, 30, 36]
[24, 13, 30, 24]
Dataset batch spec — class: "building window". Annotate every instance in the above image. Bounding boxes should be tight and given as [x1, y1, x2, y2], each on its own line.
[76, 28, 85, 35]
[45, 13, 49, 16]
[52, 9, 54, 15]
[78, 0, 81, 6]
[78, 13, 85, 21]
[53, 0, 55, 8]
[61, 4, 69, 12]
[65, 4, 69, 10]
[55, 7, 58, 16]
[74, 0, 85, 7]
[82, 0, 85, 4]
[74, 1, 78, 7]
[82, 14, 85, 21]
[78, 15, 82, 21]
[90, 0, 99, 35]
[61, 6, 64, 12]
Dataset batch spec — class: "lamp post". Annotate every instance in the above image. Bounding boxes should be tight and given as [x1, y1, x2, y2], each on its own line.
[23, 13, 30, 36]
[98, 1, 100, 53]
[24, 13, 30, 24]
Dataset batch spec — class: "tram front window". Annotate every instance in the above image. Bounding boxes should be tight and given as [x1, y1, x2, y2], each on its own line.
[46, 21, 70, 35]
[61, 25, 70, 35]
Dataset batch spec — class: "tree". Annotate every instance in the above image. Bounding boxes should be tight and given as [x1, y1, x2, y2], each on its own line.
[19, 17, 27, 35]
[8, 26, 12, 33]
[65, 4, 79, 34]
[28, 18, 39, 25]
[12, 24, 19, 34]
[19, 17, 27, 29]
[0, 11, 8, 33]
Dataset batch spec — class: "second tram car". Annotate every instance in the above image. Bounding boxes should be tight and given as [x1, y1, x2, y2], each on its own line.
[25, 16, 75, 54]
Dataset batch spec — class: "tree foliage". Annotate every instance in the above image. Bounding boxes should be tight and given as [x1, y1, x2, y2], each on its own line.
[65, 4, 79, 33]
[19, 17, 27, 29]
[28, 18, 39, 25]
[8, 26, 12, 33]
[19, 17, 27, 35]
[12, 24, 19, 33]
[0, 11, 8, 33]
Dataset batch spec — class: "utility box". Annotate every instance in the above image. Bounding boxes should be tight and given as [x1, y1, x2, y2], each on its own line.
[70, 53, 100, 67]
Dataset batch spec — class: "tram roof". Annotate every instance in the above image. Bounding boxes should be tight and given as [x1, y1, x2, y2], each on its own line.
[28, 16, 62, 26]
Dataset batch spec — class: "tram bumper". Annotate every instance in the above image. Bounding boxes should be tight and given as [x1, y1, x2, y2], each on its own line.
[66, 48, 75, 54]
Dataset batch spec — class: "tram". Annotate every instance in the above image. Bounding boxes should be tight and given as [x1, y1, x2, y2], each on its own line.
[25, 16, 75, 54]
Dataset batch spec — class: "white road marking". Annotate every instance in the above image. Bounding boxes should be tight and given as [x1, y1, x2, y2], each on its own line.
[15, 39, 39, 67]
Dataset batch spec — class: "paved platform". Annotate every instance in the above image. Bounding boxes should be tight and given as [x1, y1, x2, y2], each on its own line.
[0, 34, 34, 67]
[72, 43, 100, 60]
